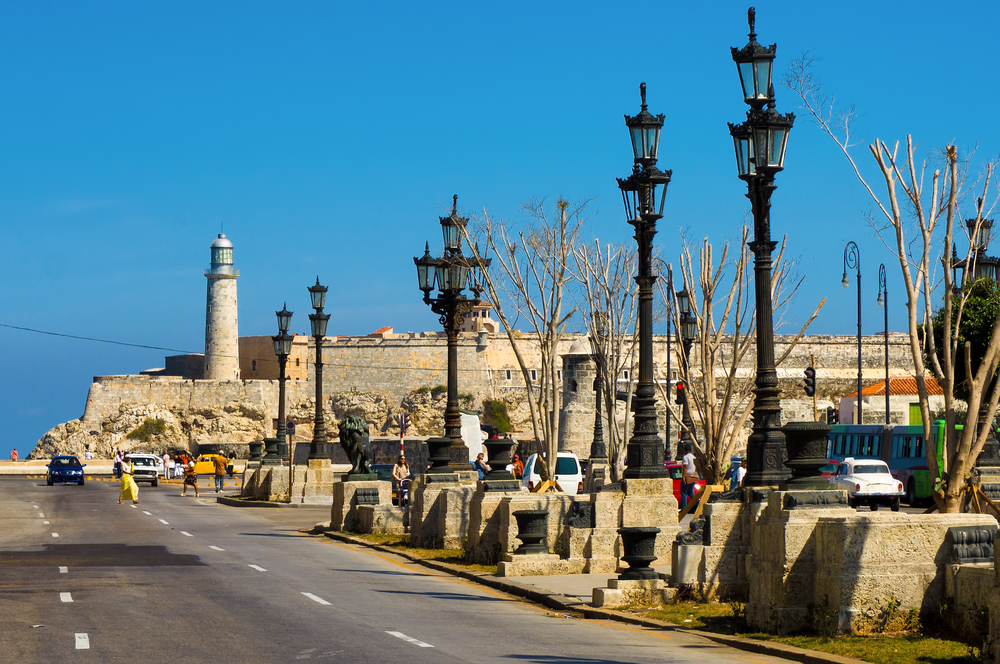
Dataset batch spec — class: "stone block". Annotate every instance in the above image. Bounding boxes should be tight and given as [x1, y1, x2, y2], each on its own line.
[623, 477, 674, 498]
[496, 553, 586, 577]
[593, 577, 669, 608]
[592, 490, 624, 528]
[355, 506, 406, 535]
[330, 480, 391, 532]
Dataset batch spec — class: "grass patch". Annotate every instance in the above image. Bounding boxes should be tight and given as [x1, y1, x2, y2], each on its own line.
[337, 531, 497, 575]
[126, 417, 168, 442]
[636, 602, 982, 664]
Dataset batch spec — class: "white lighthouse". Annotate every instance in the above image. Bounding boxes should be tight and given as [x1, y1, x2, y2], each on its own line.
[204, 233, 240, 380]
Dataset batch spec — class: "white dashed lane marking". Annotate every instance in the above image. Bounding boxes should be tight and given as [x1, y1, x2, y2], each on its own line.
[209, 546, 225, 552]
[38, 512, 44, 517]
[130, 505, 137, 509]
[75, 633, 90, 650]
[51, 533, 58, 538]
[302, 593, 331, 606]
[386, 631, 434, 648]
[60, 592, 73, 603]
[59, 567, 67, 574]
[248, 565, 267, 572]
[142, 511, 151, 515]
[32, 505, 38, 509]
[43, 521, 49, 525]
[180, 531, 192, 537]
[159, 519, 169, 525]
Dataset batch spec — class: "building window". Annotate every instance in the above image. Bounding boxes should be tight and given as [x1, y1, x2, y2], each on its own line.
[557, 370, 562, 380]
[505, 369, 512, 380]
[572, 380, 578, 392]
[623, 370, 630, 380]
[296, 358, 300, 367]
[251, 360, 257, 371]
[530, 369, 537, 382]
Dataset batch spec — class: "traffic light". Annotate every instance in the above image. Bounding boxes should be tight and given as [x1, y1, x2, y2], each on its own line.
[675, 381, 686, 405]
[803, 366, 816, 397]
[826, 406, 838, 424]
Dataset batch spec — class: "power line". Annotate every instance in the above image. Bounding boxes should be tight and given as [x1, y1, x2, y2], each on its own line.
[0, 323, 198, 355]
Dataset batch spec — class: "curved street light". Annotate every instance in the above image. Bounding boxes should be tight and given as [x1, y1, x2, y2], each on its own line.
[877, 265, 888, 425]
[842, 242, 862, 424]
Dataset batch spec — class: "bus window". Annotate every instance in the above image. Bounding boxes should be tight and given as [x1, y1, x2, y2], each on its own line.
[915, 435, 924, 458]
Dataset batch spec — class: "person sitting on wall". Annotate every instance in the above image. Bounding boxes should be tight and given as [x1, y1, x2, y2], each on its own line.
[473, 453, 491, 480]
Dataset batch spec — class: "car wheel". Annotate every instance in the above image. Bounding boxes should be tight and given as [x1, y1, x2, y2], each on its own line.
[78, 479, 85, 486]
[871, 502, 879, 511]
[152, 479, 158, 487]
[891, 497, 900, 512]
[47, 479, 53, 486]
[848, 497, 857, 509]
[907, 480, 916, 506]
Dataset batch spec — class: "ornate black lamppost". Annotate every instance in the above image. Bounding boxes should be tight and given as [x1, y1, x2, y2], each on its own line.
[728, 7, 794, 487]
[263, 304, 293, 464]
[414, 196, 490, 469]
[617, 82, 670, 480]
[675, 287, 698, 449]
[842, 241, 862, 424]
[876, 265, 889, 425]
[308, 278, 330, 460]
[589, 316, 608, 463]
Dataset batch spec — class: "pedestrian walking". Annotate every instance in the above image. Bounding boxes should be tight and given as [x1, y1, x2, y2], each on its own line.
[85, 449, 92, 461]
[680, 444, 698, 508]
[118, 456, 139, 505]
[113, 449, 122, 478]
[212, 454, 228, 493]
[162, 453, 171, 479]
[182, 459, 199, 497]
[10, 448, 17, 462]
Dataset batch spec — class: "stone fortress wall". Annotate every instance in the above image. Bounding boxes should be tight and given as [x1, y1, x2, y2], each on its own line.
[31, 329, 918, 460]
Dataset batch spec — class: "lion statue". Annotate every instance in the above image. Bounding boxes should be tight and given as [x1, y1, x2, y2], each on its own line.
[339, 415, 374, 475]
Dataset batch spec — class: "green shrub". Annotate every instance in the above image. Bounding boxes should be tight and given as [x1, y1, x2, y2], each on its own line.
[482, 399, 511, 434]
[126, 418, 168, 442]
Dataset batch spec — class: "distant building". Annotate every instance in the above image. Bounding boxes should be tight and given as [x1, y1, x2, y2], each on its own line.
[840, 377, 947, 425]
[239, 335, 310, 383]
[460, 302, 497, 334]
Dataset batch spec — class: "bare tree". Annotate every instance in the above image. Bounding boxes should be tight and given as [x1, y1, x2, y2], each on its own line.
[464, 199, 586, 474]
[572, 239, 639, 481]
[664, 228, 825, 483]
[785, 56, 1000, 512]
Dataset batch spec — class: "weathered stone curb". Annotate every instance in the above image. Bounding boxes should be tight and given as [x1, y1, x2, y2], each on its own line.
[321, 530, 866, 664]
[217, 495, 307, 508]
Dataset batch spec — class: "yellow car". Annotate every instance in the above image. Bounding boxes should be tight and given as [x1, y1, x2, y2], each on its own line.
[193, 454, 234, 477]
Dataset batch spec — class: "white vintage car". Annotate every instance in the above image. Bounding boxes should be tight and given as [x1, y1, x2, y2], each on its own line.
[831, 458, 904, 511]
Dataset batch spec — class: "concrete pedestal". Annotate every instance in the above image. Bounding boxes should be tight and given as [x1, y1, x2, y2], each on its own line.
[355, 506, 407, 535]
[292, 458, 335, 504]
[331, 480, 391, 532]
[593, 577, 673, 608]
[408, 475, 475, 549]
[497, 552, 584, 577]
[621, 478, 681, 560]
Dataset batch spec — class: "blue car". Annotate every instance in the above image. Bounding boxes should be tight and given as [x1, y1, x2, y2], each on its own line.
[47, 455, 86, 486]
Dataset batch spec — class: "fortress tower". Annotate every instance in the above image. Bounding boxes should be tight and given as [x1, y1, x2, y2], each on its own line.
[204, 233, 240, 380]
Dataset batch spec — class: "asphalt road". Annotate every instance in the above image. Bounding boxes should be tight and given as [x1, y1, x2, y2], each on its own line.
[0, 476, 798, 663]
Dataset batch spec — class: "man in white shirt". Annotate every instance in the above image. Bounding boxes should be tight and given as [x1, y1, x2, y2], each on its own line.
[734, 458, 747, 488]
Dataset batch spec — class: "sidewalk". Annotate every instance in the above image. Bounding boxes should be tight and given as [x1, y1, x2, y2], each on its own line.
[320, 530, 865, 664]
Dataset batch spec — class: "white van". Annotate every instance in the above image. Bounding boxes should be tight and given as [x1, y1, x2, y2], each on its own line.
[520, 452, 583, 495]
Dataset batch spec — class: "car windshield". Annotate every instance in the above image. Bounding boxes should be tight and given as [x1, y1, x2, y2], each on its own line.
[666, 466, 683, 480]
[853, 464, 889, 474]
[555, 457, 579, 475]
[51, 457, 80, 467]
[370, 465, 392, 481]
[128, 457, 155, 466]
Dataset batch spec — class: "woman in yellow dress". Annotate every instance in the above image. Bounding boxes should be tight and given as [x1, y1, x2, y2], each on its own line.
[118, 455, 139, 504]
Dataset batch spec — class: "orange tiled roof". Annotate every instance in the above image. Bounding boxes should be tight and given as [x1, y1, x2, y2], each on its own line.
[370, 326, 393, 335]
[844, 376, 943, 398]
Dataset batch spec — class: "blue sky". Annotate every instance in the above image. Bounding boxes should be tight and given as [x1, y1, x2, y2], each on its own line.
[2, 1, 998, 458]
